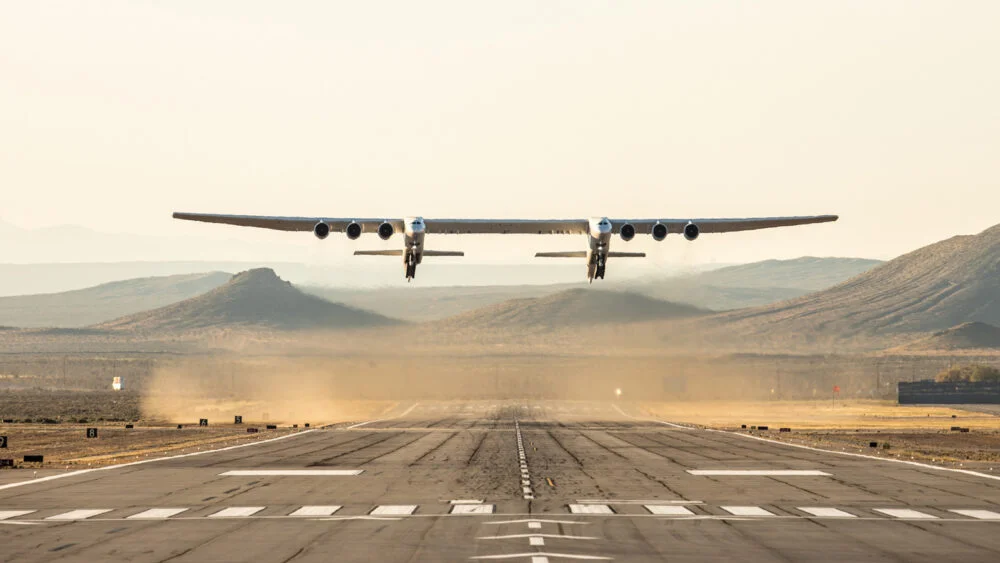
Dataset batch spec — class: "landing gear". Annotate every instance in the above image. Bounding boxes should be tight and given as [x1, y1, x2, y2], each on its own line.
[405, 253, 417, 281]
[595, 254, 606, 280]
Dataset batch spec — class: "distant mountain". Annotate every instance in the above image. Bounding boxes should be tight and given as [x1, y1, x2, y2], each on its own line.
[98, 268, 399, 332]
[627, 257, 882, 310]
[901, 322, 1000, 351]
[712, 224, 1000, 347]
[0, 272, 231, 328]
[433, 288, 709, 331]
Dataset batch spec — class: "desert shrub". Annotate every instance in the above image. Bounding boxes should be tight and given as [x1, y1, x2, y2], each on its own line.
[970, 365, 1000, 382]
[936, 364, 1000, 382]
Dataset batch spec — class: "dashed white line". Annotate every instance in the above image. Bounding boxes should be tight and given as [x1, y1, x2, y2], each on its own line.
[950, 509, 1000, 520]
[645, 505, 694, 516]
[220, 469, 363, 476]
[688, 470, 830, 476]
[530, 536, 545, 546]
[451, 504, 495, 515]
[0, 510, 35, 520]
[370, 505, 418, 516]
[798, 507, 855, 518]
[568, 504, 614, 515]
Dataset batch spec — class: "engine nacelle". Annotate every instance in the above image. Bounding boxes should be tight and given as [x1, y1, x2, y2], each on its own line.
[377, 221, 395, 240]
[651, 223, 668, 241]
[345, 222, 362, 240]
[313, 221, 331, 240]
[619, 223, 636, 242]
[684, 222, 700, 241]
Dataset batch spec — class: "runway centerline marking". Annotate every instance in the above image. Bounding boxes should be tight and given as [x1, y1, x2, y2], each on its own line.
[219, 469, 362, 476]
[688, 470, 830, 476]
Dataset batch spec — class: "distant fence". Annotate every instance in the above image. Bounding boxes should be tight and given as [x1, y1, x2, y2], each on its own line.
[898, 381, 1000, 404]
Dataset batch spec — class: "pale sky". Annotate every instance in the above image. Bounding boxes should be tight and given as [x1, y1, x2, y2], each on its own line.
[1, 2, 998, 268]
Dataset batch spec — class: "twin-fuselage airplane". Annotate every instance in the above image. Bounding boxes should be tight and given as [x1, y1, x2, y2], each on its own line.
[172, 213, 838, 282]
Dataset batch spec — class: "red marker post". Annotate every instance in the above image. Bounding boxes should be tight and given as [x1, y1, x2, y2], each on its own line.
[832, 385, 841, 407]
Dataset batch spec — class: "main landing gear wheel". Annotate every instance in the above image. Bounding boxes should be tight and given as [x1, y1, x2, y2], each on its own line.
[595, 256, 606, 279]
[405, 255, 417, 280]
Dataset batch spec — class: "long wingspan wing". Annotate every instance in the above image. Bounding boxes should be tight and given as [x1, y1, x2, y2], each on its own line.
[611, 215, 838, 235]
[172, 213, 403, 233]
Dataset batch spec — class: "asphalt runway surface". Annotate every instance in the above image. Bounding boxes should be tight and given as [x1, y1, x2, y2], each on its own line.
[2, 401, 1000, 562]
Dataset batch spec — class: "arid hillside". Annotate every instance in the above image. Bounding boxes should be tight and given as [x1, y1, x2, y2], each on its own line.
[708, 224, 1000, 349]
[902, 322, 1000, 351]
[0, 272, 231, 328]
[97, 268, 399, 332]
[432, 288, 709, 331]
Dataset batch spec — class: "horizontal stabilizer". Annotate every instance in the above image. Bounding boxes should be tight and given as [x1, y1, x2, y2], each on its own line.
[354, 250, 403, 256]
[422, 250, 465, 257]
[535, 251, 587, 258]
[608, 252, 646, 258]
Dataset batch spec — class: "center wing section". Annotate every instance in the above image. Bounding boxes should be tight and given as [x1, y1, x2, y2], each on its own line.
[425, 219, 588, 235]
[172, 213, 403, 233]
[611, 215, 838, 235]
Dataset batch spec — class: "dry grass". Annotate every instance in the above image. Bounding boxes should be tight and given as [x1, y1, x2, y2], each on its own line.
[640, 400, 1000, 430]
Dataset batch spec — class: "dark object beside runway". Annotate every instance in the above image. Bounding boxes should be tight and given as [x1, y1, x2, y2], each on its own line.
[898, 380, 1000, 404]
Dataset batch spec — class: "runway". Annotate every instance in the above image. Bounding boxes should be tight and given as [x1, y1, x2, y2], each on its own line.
[2, 401, 1000, 562]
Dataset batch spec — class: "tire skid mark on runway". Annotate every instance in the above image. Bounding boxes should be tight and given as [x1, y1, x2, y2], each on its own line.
[603, 432, 698, 467]
[194, 432, 375, 468]
[409, 430, 461, 466]
[763, 475, 831, 501]
[466, 430, 491, 466]
[803, 518, 928, 563]
[575, 431, 630, 460]
[357, 433, 432, 466]
[632, 467, 686, 498]
[308, 433, 402, 466]
[544, 429, 584, 467]
[718, 518, 797, 563]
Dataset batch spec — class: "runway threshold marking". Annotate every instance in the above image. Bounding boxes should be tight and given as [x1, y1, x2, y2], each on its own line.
[688, 470, 830, 476]
[721, 506, 775, 517]
[568, 504, 614, 514]
[470, 553, 612, 561]
[0, 510, 36, 520]
[798, 507, 855, 518]
[127, 508, 189, 519]
[46, 509, 112, 521]
[874, 508, 938, 520]
[645, 505, 694, 516]
[289, 506, 342, 517]
[452, 504, 495, 515]
[478, 534, 598, 541]
[950, 509, 1000, 520]
[370, 505, 418, 515]
[208, 506, 266, 518]
[219, 469, 363, 476]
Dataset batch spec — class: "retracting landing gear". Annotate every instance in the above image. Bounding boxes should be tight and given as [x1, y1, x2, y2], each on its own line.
[595, 254, 606, 280]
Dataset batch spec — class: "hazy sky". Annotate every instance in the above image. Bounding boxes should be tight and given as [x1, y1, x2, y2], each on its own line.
[2, 2, 998, 267]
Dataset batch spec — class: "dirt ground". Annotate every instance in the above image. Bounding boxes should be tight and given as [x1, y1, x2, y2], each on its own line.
[641, 400, 1000, 470]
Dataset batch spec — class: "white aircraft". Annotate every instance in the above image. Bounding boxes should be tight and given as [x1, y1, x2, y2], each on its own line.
[173, 212, 838, 282]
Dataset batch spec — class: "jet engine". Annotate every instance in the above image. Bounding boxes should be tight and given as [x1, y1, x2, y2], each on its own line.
[620, 223, 636, 242]
[313, 221, 331, 240]
[652, 223, 668, 241]
[345, 222, 362, 240]
[377, 222, 395, 240]
[684, 222, 700, 241]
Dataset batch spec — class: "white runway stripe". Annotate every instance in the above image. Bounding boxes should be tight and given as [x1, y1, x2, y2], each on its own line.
[127, 508, 189, 519]
[370, 505, 417, 515]
[688, 470, 830, 476]
[0, 510, 35, 520]
[645, 505, 694, 516]
[721, 506, 774, 517]
[568, 504, 614, 514]
[798, 507, 855, 518]
[46, 509, 112, 520]
[451, 504, 495, 514]
[220, 470, 362, 476]
[289, 506, 342, 517]
[208, 506, 266, 518]
[874, 508, 937, 519]
[950, 509, 1000, 520]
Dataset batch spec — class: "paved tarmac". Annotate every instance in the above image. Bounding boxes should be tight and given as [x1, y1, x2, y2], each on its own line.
[2, 401, 1000, 562]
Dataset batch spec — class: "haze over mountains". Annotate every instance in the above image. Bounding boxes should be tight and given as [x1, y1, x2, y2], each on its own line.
[901, 322, 1000, 352]
[97, 269, 398, 333]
